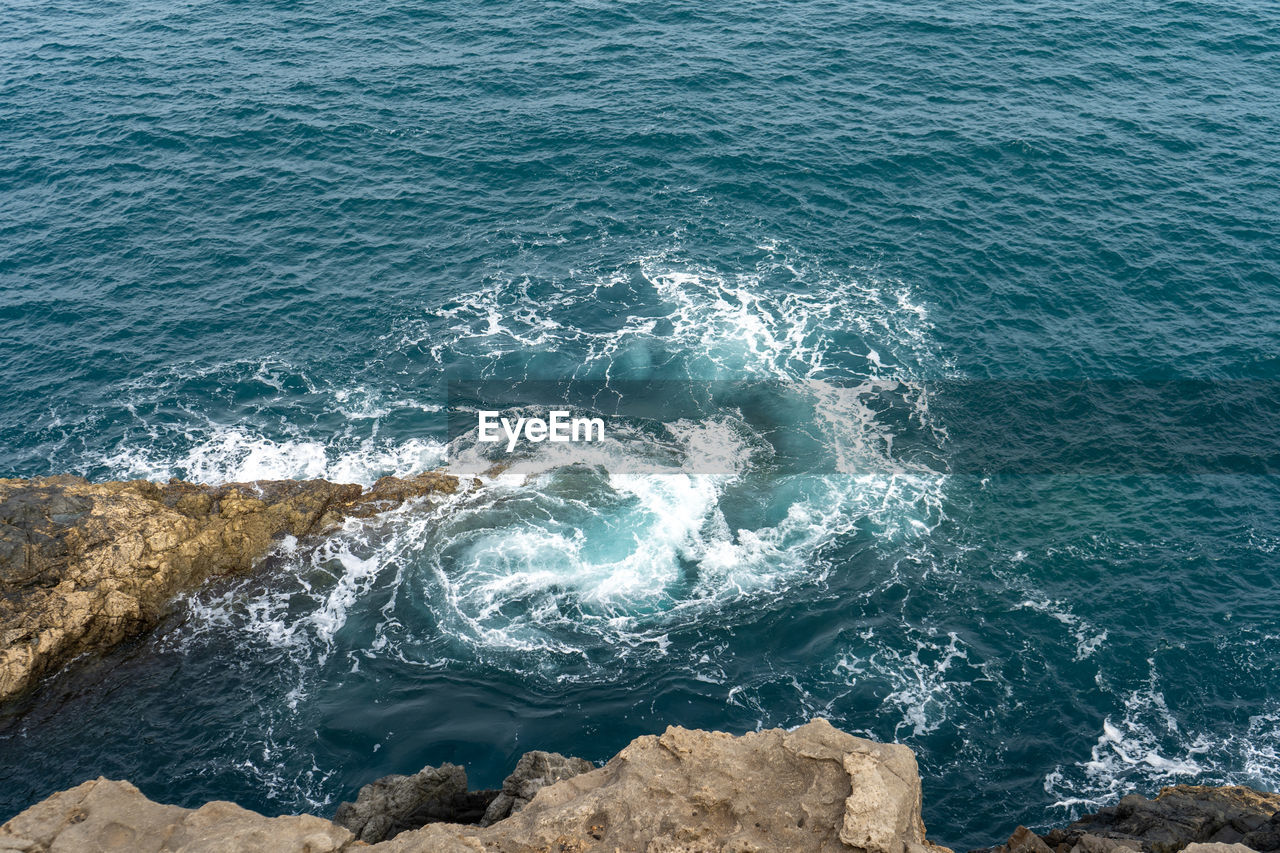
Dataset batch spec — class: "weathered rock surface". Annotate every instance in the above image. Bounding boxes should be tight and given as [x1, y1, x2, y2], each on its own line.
[1242, 812, 1280, 852]
[0, 719, 954, 853]
[0, 472, 458, 704]
[0, 777, 352, 852]
[985, 829, 1142, 853]
[333, 763, 497, 843]
[996, 825, 1058, 853]
[479, 750, 595, 826]
[330, 749, 593, 842]
[978, 786, 1280, 853]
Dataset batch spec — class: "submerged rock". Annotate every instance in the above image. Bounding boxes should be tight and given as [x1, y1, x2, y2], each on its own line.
[0, 472, 459, 704]
[478, 749, 595, 826]
[977, 785, 1280, 853]
[0, 719, 954, 853]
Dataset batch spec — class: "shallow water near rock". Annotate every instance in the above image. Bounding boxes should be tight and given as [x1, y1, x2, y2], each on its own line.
[2, 0, 1280, 848]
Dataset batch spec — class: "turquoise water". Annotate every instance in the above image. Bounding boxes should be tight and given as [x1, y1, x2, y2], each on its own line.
[3, 0, 1280, 847]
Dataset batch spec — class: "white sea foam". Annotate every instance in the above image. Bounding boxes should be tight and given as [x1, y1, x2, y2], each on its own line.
[84, 355, 447, 486]
[1238, 709, 1280, 782]
[1018, 597, 1109, 661]
[162, 247, 949, 681]
[1043, 657, 1280, 816]
[101, 428, 446, 487]
[835, 630, 987, 738]
[69, 246, 1280, 833]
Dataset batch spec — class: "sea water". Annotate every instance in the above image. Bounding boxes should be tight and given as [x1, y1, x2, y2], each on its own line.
[2, 0, 1279, 847]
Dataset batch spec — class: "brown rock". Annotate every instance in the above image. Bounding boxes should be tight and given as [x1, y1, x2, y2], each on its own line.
[479, 750, 595, 826]
[376, 719, 951, 853]
[0, 473, 459, 704]
[1011, 785, 1280, 853]
[0, 721, 953, 853]
[1242, 810, 1280, 851]
[0, 778, 352, 852]
[1068, 834, 1142, 853]
[332, 763, 495, 843]
[840, 738, 931, 853]
[989, 826, 1055, 853]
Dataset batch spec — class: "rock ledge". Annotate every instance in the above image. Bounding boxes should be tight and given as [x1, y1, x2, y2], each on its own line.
[0, 719, 953, 853]
[0, 472, 459, 703]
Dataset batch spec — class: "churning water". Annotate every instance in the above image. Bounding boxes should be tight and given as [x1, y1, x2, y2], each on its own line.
[2, 1, 1280, 847]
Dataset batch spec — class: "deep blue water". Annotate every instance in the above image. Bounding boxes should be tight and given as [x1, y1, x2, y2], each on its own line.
[3, 0, 1280, 847]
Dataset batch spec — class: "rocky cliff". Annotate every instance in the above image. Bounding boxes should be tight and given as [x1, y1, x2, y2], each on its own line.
[0, 472, 459, 703]
[3, 719, 1279, 853]
[0, 719, 951, 853]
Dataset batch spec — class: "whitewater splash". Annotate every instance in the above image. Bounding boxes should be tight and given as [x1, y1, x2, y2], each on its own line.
[152, 250, 948, 674]
[1043, 653, 1280, 816]
[13, 247, 1279, 836]
[45, 248, 948, 810]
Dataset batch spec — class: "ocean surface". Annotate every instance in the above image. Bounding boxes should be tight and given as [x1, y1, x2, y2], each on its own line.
[2, 0, 1280, 847]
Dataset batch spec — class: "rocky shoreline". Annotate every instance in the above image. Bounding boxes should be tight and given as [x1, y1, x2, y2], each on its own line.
[977, 786, 1280, 853]
[1, 719, 950, 853]
[0, 472, 461, 703]
[2, 720, 1278, 853]
[2, 475, 1278, 853]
